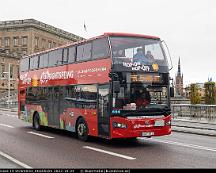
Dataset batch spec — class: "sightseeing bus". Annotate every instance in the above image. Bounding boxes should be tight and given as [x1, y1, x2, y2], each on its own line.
[18, 33, 173, 141]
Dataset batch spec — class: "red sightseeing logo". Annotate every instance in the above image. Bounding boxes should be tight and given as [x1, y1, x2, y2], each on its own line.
[40, 70, 74, 84]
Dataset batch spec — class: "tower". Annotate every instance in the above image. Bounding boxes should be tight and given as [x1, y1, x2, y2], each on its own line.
[175, 58, 184, 96]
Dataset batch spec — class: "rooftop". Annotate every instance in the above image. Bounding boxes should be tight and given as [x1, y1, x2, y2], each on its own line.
[0, 19, 84, 41]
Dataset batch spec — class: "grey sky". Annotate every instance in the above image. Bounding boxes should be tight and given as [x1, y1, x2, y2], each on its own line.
[1, 0, 216, 86]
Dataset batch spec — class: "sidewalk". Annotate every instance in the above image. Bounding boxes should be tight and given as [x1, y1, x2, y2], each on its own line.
[172, 118, 216, 137]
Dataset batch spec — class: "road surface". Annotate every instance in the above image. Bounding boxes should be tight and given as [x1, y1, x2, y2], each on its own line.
[0, 110, 216, 168]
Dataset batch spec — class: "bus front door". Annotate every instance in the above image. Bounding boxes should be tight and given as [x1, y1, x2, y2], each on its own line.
[47, 87, 60, 128]
[98, 85, 110, 138]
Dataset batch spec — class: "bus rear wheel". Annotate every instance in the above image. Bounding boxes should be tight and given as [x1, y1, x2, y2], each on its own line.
[76, 118, 89, 141]
[33, 113, 41, 131]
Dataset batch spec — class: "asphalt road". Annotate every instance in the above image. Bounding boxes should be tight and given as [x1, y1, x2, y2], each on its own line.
[0, 110, 216, 169]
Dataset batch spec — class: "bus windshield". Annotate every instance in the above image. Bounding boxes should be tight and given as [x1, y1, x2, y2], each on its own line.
[109, 36, 168, 72]
[112, 72, 170, 116]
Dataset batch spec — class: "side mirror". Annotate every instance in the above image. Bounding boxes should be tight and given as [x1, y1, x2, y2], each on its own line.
[113, 81, 120, 93]
[170, 87, 174, 97]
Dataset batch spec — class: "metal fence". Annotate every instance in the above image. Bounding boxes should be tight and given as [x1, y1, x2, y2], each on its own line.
[171, 104, 216, 121]
[0, 101, 18, 109]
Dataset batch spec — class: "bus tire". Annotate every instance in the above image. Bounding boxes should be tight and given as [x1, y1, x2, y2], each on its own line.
[33, 112, 41, 131]
[76, 118, 89, 142]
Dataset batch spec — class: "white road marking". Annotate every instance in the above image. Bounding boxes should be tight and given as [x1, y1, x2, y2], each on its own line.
[0, 150, 32, 169]
[0, 113, 17, 118]
[28, 131, 54, 139]
[4, 114, 17, 118]
[83, 146, 136, 160]
[0, 123, 14, 128]
[145, 138, 216, 153]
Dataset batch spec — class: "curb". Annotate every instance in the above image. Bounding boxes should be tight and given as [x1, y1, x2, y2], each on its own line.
[172, 124, 216, 131]
[173, 118, 216, 125]
[172, 126, 216, 137]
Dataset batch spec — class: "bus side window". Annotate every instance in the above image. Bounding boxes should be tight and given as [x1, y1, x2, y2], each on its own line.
[49, 49, 63, 67]
[39, 53, 49, 68]
[63, 48, 68, 64]
[92, 38, 110, 59]
[77, 43, 92, 62]
[68, 46, 76, 63]
[20, 57, 30, 72]
[30, 56, 39, 70]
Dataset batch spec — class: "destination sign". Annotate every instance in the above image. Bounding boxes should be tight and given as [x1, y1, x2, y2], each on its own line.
[130, 73, 161, 83]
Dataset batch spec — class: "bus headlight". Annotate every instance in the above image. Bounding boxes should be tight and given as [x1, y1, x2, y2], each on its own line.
[113, 122, 127, 129]
[165, 120, 171, 126]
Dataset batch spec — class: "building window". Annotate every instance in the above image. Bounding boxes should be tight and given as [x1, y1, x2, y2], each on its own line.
[22, 36, 28, 46]
[53, 42, 56, 48]
[17, 65, 19, 74]
[4, 37, 10, 47]
[1, 64, 5, 77]
[0, 38, 2, 47]
[35, 37, 39, 47]
[10, 64, 13, 78]
[5, 49, 10, 54]
[13, 52, 18, 56]
[42, 39, 46, 49]
[22, 49, 27, 55]
[13, 37, 19, 47]
[48, 41, 52, 49]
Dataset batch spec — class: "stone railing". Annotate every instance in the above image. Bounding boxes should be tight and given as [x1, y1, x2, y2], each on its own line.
[171, 104, 216, 121]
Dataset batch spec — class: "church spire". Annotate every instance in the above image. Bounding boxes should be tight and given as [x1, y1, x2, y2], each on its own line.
[177, 57, 181, 76]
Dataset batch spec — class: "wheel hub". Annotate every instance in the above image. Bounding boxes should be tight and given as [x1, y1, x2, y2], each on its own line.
[78, 123, 86, 136]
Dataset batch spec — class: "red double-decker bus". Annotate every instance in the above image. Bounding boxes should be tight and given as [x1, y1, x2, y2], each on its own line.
[18, 33, 173, 141]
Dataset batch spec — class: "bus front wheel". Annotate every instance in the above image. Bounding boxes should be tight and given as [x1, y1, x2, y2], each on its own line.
[76, 118, 89, 141]
[33, 113, 41, 131]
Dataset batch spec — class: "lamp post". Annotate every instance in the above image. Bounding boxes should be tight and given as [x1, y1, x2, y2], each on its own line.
[3, 63, 11, 104]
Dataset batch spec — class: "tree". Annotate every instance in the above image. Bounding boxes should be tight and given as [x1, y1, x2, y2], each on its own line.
[204, 82, 216, 105]
[190, 83, 201, 104]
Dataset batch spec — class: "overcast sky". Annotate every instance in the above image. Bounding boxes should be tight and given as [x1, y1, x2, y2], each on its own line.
[1, 0, 216, 86]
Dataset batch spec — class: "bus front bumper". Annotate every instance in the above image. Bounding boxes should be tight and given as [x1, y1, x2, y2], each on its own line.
[110, 116, 172, 139]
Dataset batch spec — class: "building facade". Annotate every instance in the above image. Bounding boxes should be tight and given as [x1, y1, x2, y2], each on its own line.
[0, 54, 19, 92]
[0, 19, 84, 94]
[175, 58, 184, 96]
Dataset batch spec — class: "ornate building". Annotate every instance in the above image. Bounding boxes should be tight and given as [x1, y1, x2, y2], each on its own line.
[0, 19, 84, 94]
[175, 58, 184, 96]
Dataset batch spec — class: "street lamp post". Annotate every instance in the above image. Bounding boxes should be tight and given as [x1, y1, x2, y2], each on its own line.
[3, 63, 11, 104]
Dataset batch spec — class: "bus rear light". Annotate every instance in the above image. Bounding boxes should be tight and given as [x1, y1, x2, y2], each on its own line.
[113, 122, 127, 129]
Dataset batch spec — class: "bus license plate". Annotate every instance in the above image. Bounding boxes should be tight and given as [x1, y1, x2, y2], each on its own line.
[155, 120, 165, 127]
[141, 132, 154, 137]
